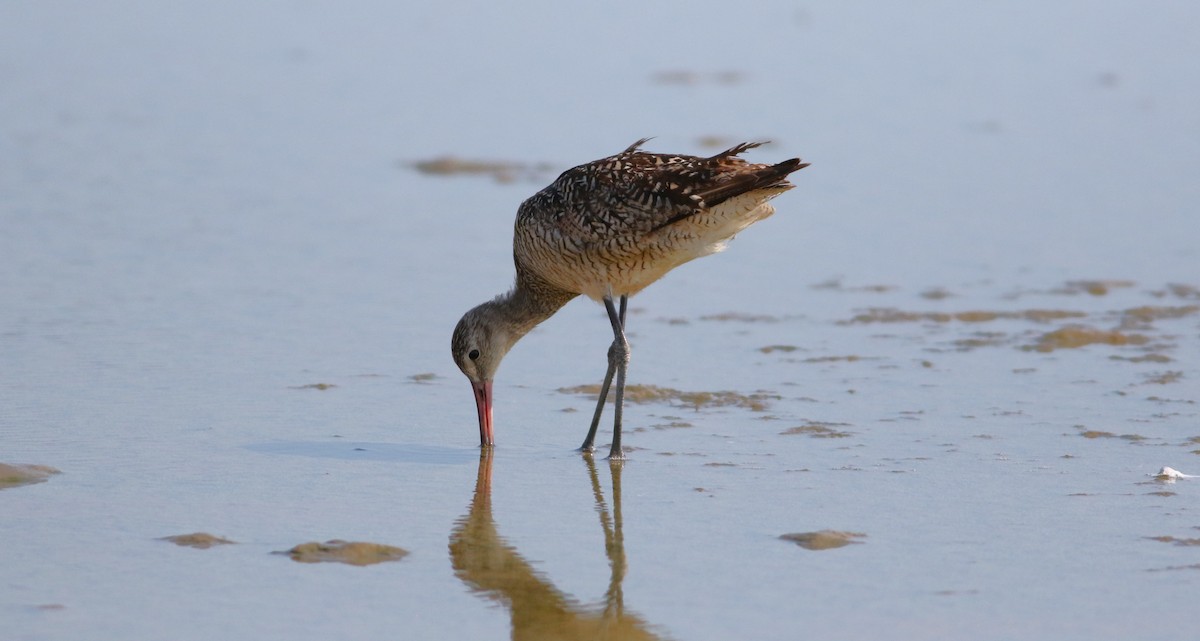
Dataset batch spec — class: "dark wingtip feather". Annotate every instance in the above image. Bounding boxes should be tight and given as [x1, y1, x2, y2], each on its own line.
[711, 141, 769, 159]
[776, 158, 811, 174]
[623, 137, 655, 153]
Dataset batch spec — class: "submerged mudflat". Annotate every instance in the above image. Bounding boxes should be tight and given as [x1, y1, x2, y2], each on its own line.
[0, 463, 60, 490]
[4, 2, 1199, 641]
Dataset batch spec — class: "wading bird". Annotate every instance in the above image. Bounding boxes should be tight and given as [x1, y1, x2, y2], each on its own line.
[451, 139, 808, 459]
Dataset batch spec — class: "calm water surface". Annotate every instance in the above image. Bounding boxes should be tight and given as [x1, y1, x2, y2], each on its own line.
[3, 2, 1198, 640]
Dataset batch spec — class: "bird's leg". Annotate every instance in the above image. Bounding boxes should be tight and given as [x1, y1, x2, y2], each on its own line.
[580, 361, 615, 453]
[579, 295, 630, 457]
[608, 295, 630, 461]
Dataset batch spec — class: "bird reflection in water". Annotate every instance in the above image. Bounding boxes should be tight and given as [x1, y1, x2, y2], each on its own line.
[449, 450, 666, 640]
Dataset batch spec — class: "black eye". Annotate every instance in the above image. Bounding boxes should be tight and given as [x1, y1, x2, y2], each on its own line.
[468, 349, 480, 361]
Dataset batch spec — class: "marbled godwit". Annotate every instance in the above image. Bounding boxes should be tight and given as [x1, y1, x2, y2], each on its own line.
[451, 139, 808, 459]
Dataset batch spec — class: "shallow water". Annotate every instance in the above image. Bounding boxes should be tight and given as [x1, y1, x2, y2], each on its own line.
[3, 2, 1199, 640]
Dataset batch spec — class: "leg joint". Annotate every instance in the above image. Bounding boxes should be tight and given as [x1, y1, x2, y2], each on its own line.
[607, 338, 630, 365]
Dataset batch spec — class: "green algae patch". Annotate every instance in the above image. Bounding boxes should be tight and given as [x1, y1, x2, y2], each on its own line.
[759, 350, 868, 363]
[953, 332, 1010, 351]
[781, 422, 854, 438]
[277, 540, 409, 566]
[559, 384, 777, 411]
[409, 372, 438, 382]
[800, 355, 863, 363]
[699, 312, 780, 323]
[1026, 325, 1149, 352]
[1111, 353, 1172, 363]
[291, 383, 336, 390]
[780, 530, 866, 550]
[1143, 371, 1184, 385]
[159, 533, 236, 549]
[0, 463, 60, 490]
[653, 420, 694, 430]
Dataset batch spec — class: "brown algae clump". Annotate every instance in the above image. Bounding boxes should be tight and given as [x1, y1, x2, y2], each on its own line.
[1078, 428, 1147, 441]
[278, 540, 409, 566]
[292, 383, 336, 390]
[841, 308, 1084, 325]
[920, 287, 954, 300]
[699, 312, 780, 323]
[559, 384, 777, 411]
[1027, 325, 1149, 352]
[1059, 280, 1136, 296]
[953, 332, 1010, 351]
[1111, 354, 1172, 363]
[160, 533, 236, 549]
[408, 156, 554, 183]
[1146, 536, 1200, 547]
[1158, 283, 1200, 299]
[1018, 310, 1090, 323]
[810, 278, 895, 293]
[1143, 371, 1184, 385]
[759, 345, 800, 354]
[650, 69, 747, 86]
[952, 311, 1003, 322]
[1120, 305, 1200, 328]
[0, 463, 60, 490]
[780, 530, 866, 550]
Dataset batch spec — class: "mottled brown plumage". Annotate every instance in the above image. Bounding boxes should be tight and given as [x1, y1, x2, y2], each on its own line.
[514, 139, 805, 302]
[452, 140, 808, 457]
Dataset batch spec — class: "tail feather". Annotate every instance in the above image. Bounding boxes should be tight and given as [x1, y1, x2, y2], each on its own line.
[696, 157, 809, 209]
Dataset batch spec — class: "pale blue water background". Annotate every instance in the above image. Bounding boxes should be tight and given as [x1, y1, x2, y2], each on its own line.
[3, 2, 1199, 640]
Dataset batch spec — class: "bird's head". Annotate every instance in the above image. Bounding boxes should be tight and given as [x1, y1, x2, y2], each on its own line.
[451, 301, 517, 447]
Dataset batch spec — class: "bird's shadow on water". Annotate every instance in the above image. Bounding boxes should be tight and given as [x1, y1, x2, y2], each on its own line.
[449, 449, 669, 640]
[244, 441, 478, 465]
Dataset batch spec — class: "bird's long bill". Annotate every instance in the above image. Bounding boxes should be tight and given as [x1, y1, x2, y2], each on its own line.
[472, 380, 495, 447]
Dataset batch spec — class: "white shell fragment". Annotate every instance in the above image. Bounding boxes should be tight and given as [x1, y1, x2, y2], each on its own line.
[1153, 467, 1197, 481]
